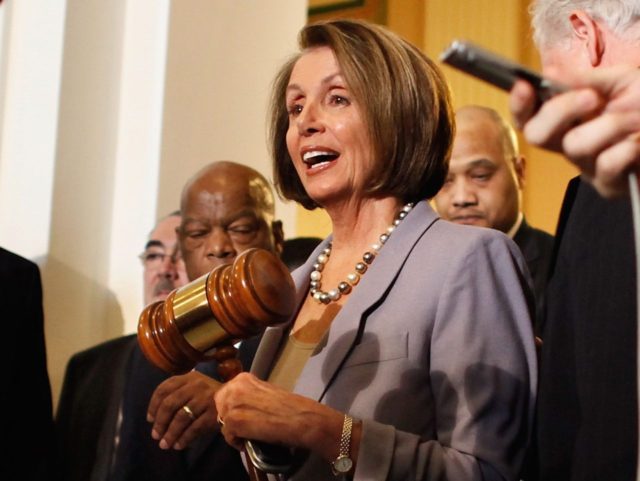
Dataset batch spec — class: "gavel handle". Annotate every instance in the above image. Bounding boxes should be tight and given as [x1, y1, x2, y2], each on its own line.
[216, 344, 288, 481]
[245, 455, 271, 481]
[245, 459, 286, 481]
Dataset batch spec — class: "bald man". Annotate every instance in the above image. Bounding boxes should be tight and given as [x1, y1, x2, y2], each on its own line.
[434, 105, 554, 327]
[110, 161, 284, 481]
[178, 161, 283, 280]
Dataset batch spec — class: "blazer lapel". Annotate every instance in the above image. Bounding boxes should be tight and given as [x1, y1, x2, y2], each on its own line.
[294, 201, 440, 402]
[250, 245, 327, 380]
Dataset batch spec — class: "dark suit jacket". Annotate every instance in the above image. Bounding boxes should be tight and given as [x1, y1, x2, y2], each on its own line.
[535, 177, 637, 481]
[0, 247, 55, 481]
[56, 332, 259, 481]
[513, 218, 555, 333]
[56, 334, 137, 481]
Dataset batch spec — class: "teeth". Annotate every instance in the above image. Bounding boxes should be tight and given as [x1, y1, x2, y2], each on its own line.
[309, 160, 331, 169]
[303, 150, 334, 162]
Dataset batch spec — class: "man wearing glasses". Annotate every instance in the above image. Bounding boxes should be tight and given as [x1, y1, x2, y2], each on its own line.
[140, 211, 189, 306]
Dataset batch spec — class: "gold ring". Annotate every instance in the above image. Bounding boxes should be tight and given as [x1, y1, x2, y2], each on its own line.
[182, 404, 195, 420]
[216, 414, 224, 426]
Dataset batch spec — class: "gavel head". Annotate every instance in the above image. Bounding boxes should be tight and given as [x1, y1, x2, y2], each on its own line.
[138, 248, 296, 374]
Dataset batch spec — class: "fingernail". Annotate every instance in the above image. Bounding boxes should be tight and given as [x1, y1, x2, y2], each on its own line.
[151, 429, 160, 440]
[159, 439, 169, 450]
[174, 442, 183, 450]
[147, 413, 154, 423]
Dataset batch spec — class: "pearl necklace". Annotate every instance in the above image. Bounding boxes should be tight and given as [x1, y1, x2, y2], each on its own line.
[309, 203, 414, 304]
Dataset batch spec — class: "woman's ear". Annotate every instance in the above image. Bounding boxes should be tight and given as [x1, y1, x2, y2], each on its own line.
[569, 10, 605, 66]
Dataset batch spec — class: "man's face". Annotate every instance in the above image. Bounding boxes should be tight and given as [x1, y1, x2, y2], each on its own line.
[434, 115, 522, 233]
[178, 174, 282, 281]
[141, 215, 189, 306]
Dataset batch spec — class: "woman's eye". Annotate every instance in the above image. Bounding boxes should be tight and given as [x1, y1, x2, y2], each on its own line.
[330, 95, 350, 106]
[288, 104, 303, 116]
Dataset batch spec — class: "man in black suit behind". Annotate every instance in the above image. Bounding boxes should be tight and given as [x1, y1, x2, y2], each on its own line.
[0, 247, 55, 480]
[434, 105, 554, 330]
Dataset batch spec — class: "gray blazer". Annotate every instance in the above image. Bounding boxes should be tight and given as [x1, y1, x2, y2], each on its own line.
[251, 201, 537, 481]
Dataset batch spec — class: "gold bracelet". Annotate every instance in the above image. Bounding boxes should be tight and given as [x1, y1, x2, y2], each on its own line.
[331, 414, 354, 476]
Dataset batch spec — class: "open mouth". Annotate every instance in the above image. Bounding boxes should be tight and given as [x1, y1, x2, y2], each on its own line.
[302, 150, 339, 169]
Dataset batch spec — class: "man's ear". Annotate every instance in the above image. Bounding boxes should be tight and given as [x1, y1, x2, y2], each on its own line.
[271, 220, 285, 257]
[569, 10, 605, 66]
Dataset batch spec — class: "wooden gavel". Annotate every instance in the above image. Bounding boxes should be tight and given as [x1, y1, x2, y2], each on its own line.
[138, 248, 297, 480]
[138, 247, 296, 374]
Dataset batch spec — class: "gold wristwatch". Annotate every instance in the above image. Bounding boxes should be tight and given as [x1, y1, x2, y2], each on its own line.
[331, 414, 354, 476]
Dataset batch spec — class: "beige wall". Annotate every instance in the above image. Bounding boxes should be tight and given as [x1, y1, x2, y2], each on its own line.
[156, 1, 306, 237]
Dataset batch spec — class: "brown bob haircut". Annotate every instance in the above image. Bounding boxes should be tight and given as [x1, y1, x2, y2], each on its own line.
[269, 19, 455, 210]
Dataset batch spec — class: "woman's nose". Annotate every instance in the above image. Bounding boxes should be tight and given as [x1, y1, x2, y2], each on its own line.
[296, 102, 324, 135]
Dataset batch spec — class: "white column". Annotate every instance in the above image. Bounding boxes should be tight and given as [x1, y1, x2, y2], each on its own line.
[109, 0, 171, 332]
[42, 0, 129, 407]
[0, 0, 66, 259]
